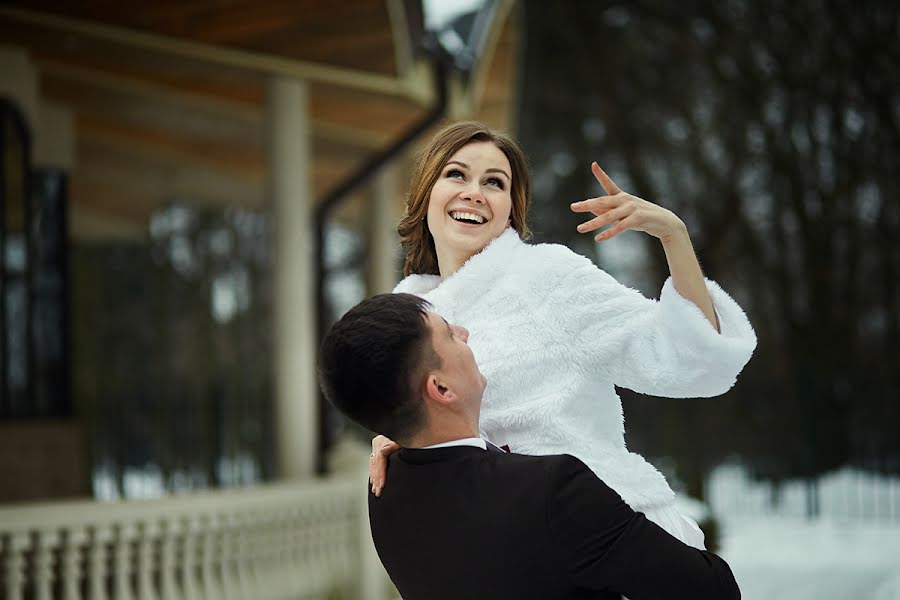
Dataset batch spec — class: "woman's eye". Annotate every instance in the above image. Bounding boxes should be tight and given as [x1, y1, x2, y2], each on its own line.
[447, 169, 464, 179]
[486, 177, 504, 189]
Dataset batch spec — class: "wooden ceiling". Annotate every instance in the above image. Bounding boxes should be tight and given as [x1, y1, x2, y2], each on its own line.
[7, 0, 403, 76]
[0, 1, 520, 240]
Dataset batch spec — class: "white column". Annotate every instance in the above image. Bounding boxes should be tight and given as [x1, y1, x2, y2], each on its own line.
[367, 165, 403, 296]
[268, 76, 317, 479]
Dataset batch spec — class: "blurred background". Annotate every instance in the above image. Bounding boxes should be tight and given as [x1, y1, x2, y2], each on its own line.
[0, 1, 898, 598]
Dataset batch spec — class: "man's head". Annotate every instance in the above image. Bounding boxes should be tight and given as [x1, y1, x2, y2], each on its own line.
[318, 293, 486, 446]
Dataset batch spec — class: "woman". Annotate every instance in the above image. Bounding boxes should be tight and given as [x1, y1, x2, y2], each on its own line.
[370, 121, 756, 548]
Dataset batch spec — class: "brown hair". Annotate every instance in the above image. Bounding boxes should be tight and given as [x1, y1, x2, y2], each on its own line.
[398, 121, 532, 276]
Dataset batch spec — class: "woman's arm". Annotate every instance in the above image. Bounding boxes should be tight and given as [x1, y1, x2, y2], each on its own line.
[660, 224, 719, 331]
[571, 162, 719, 331]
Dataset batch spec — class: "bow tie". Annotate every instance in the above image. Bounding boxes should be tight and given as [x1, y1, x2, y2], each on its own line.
[485, 441, 510, 453]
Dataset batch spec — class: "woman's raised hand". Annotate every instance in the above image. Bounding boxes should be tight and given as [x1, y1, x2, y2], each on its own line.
[571, 162, 686, 244]
[369, 435, 400, 497]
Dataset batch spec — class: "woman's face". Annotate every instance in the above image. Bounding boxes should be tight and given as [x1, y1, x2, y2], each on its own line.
[427, 141, 513, 262]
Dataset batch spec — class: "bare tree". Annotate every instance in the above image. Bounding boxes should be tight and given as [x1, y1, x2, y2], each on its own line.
[518, 0, 900, 509]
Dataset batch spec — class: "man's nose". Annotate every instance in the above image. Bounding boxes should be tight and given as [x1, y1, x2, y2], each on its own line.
[458, 326, 470, 342]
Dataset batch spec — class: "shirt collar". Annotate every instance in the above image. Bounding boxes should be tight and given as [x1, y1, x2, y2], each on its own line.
[421, 437, 487, 451]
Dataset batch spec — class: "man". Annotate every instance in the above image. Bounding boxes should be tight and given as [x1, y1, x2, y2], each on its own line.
[318, 293, 740, 600]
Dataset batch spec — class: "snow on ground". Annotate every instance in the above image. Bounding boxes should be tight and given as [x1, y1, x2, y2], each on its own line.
[718, 516, 900, 599]
[688, 465, 900, 598]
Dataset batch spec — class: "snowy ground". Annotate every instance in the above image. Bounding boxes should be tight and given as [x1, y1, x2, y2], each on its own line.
[719, 516, 900, 599]
[670, 465, 900, 598]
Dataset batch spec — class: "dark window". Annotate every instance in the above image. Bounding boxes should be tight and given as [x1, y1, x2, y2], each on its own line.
[1, 98, 70, 418]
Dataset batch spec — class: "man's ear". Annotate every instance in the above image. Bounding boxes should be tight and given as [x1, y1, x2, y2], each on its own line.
[424, 373, 456, 407]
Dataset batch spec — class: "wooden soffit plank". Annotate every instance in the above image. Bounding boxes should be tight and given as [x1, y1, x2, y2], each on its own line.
[0, 5, 411, 98]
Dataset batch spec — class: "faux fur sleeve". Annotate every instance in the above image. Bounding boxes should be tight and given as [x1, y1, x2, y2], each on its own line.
[540, 245, 756, 398]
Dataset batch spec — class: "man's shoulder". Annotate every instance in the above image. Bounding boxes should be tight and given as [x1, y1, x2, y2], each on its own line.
[384, 448, 593, 490]
[504, 451, 589, 473]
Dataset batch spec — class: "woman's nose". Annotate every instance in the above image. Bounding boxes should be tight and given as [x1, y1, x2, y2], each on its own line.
[458, 326, 470, 342]
[461, 187, 485, 204]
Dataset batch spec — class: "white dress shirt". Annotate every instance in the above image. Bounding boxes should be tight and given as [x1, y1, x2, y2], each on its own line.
[422, 437, 487, 450]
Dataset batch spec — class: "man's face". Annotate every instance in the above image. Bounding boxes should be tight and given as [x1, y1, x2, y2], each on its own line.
[424, 312, 487, 410]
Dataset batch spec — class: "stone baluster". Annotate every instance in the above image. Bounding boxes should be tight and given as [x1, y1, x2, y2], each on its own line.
[33, 529, 59, 600]
[229, 513, 251, 600]
[137, 521, 159, 600]
[216, 515, 235, 600]
[114, 523, 136, 600]
[249, 511, 274, 597]
[3, 531, 30, 600]
[303, 505, 322, 595]
[62, 527, 88, 600]
[179, 516, 199, 600]
[237, 512, 257, 598]
[286, 509, 304, 596]
[88, 524, 113, 600]
[199, 514, 222, 600]
[265, 510, 285, 598]
[158, 518, 180, 600]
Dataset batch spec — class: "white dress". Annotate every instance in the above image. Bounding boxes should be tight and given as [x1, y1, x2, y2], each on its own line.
[394, 228, 757, 548]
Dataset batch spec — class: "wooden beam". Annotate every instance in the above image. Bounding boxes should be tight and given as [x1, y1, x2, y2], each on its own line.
[39, 58, 261, 121]
[36, 57, 421, 150]
[77, 114, 265, 184]
[0, 5, 418, 100]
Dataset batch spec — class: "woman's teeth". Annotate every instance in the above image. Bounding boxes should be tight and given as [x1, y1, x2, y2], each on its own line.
[450, 211, 486, 224]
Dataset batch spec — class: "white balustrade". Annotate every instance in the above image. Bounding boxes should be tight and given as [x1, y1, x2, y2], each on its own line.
[0, 473, 391, 600]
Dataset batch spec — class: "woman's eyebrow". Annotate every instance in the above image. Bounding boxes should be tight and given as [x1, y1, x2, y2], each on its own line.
[446, 160, 510, 181]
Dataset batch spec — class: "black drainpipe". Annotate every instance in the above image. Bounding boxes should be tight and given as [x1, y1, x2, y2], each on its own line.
[313, 58, 449, 473]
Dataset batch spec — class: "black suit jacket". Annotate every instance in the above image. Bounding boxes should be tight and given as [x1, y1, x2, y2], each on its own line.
[368, 446, 740, 600]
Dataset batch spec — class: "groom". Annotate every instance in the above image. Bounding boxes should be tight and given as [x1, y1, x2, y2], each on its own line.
[319, 293, 740, 600]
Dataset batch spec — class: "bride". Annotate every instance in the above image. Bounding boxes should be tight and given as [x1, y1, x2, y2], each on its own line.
[367, 121, 756, 548]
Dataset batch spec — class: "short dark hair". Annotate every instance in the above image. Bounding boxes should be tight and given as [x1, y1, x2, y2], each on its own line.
[318, 293, 439, 442]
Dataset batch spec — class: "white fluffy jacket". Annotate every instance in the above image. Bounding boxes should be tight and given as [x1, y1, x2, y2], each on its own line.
[394, 228, 757, 509]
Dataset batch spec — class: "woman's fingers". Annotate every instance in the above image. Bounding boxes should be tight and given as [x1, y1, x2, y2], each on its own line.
[570, 194, 622, 214]
[592, 162, 622, 196]
[371, 435, 387, 454]
[378, 438, 400, 457]
[577, 204, 632, 234]
[595, 213, 640, 242]
[369, 435, 400, 497]
[369, 453, 388, 496]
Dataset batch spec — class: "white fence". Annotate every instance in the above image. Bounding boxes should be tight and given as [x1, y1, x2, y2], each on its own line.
[0, 473, 391, 600]
[707, 464, 900, 523]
